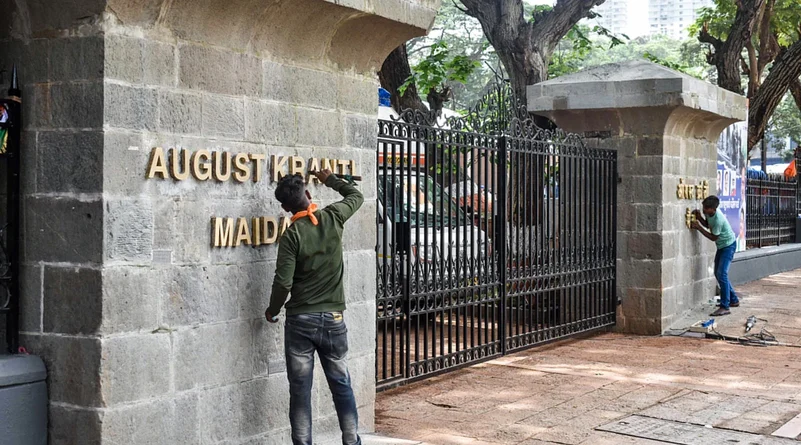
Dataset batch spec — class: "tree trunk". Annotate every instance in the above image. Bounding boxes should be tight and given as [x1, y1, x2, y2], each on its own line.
[699, 0, 765, 95]
[378, 44, 427, 113]
[748, 40, 801, 149]
[789, 79, 801, 112]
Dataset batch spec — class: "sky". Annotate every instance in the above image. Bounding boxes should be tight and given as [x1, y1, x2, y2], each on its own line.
[526, 0, 651, 38]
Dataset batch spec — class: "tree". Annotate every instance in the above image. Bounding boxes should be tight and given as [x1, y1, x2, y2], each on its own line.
[692, 0, 801, 148]
[457, 0, 606, 106]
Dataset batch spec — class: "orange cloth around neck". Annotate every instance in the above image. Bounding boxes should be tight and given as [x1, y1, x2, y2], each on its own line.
[291, 203, 319, 225]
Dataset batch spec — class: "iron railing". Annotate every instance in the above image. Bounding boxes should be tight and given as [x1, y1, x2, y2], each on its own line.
[746, 163, 799, 249]
[375, 80, 617, 389]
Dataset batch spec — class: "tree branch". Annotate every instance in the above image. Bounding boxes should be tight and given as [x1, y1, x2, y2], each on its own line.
[748, 39, 801, 148]
[790, 78, 801, 113]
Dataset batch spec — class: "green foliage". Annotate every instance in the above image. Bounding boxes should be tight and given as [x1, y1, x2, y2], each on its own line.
[690, 0, 801, 46]
[768, 93, 801, 159]
[399, 41, 481, 98]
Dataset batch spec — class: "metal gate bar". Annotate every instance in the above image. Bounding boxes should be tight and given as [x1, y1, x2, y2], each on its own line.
[376, 83, 617, 390]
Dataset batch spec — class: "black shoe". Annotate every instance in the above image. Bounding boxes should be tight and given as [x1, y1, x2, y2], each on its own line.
[717, 302, 739, 308]
[710, 307, 731, 316]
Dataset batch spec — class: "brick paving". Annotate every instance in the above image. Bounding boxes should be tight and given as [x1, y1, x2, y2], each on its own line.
[375, 269, 801, 444]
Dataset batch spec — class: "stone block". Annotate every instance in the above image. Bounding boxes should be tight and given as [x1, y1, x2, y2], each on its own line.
[342, 199, 375, 252]
[101, 267, 164, 334]
[337, 75, 378, 115]
[297, 108, 343, 148]
[19, 264, 42, 333]
[102, 394, 199, 445]
[20, 131, 36, 194]
[144, 40, 177, 87]
[638, 137, 663, 156]
[163, 265, 240, 326]
[344, 302, 376, 357]
[626, 232, 662, 260]
[262, 61, 292, 102]
[349, 353, 376, 415]
[290, 66, 337, 108]
[168, 202, 208, 265]
[37, 130, 103, 193]
[102, 130, 148, 195]
[179, 44, 261, 96]
[618, 259, 662, 289]
[244, 100, 297, 146]
[105, 35, 144, 83]
[631, 176, 662, 204]
[634, 204, 662, 232]
[49, 36, 104, 81]
[43, 266, 102, 335]
[197, 375, 289, 442]
[20, 333, 102, 406]
[159, 90, 202, 135]
[345, 250, 376, 305]
[345, 114, 377, 150]
[101, 334, 171, 404]
[49, 404, 102, 445]
[105, 199, 154, 263]
[251, 315, 284, 377]
[6, 39, 49, 84]
[50, 82, 104, 128]
[174, 321, 254, 390]
[202, 95, 245, 139]
[153, 198, 176, 251]
[238, 261, 277, 319]
[105, 83, 158, 130]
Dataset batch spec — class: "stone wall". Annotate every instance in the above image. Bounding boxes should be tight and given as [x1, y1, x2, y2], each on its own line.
[0, 0, 439, 443]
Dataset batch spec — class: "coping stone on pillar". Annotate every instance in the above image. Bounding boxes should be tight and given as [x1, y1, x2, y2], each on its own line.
[528, 60, 746, 122]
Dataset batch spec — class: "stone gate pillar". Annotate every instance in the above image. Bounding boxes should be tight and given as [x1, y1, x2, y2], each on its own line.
[0, 1, 439, 443]
[528, 60, 747, 335]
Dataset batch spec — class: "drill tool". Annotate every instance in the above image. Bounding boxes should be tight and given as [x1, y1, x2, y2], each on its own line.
[309, 171, 362, 182]
[745, 315, 757, 332]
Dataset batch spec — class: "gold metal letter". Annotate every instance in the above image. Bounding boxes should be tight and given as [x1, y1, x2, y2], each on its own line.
[146, 147, 169, 179]
[213, 217, 236, 247]
[213, 151, 232, 181]
[272, 155, 288, 182]
[290, 156, 306, 177]
[278, 216, 291, 238]
[235, 217, 251, 246]
[308, 158, 321, 184]
[192, 150, 212, 181]
[264, 217, 279, 244]
[233, 153, 251, 183]
[169, 148, 190, 181]
[250, 154, 266, 183]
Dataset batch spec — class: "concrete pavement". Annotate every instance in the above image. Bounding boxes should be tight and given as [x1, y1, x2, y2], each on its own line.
[375, 269, 801, 444]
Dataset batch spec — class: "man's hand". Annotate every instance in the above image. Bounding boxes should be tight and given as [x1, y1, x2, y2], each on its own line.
[313, 169, 333, 184]
[265, 309, 278, 323]
[692, 209, 703, 219]
[690, 220, 703, 231]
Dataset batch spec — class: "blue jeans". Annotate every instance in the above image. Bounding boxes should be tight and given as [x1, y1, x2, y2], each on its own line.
[714, 242, 739, 309]
[285, 312, 361, 445]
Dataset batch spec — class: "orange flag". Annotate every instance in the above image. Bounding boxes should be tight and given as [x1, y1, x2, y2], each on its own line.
[785, 160, 797, 180]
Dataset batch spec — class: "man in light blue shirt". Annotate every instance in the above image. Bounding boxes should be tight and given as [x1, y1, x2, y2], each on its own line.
[692, 195, 739, 316]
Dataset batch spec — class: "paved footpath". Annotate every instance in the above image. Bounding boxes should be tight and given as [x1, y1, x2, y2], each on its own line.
[374, 269, 801, 444]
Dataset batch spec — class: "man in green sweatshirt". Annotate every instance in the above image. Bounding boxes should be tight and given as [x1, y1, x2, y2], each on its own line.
[265, 168, 364, 445]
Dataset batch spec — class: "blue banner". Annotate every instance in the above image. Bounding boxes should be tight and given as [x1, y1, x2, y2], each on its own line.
[716, 121, 748, 252]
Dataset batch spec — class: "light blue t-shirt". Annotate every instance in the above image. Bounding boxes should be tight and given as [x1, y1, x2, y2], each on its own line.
[707, 211, 736, 250]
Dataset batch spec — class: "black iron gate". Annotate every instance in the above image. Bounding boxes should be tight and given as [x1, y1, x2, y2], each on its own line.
[375, 84, 617, 389]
